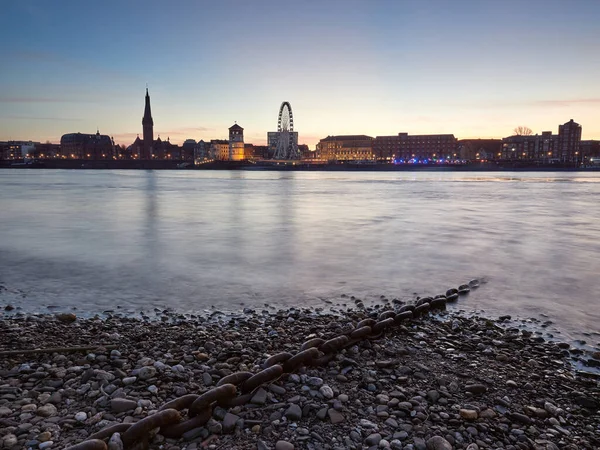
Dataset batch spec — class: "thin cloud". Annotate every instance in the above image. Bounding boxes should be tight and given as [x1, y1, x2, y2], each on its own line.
[0, 97, 98, 104]
[2, 115, 83, 121]
[532, 98, 600, 107]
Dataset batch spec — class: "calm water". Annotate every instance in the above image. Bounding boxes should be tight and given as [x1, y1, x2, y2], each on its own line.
[1, 170, 600, 343]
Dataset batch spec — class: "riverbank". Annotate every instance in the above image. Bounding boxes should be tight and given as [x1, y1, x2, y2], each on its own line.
[1, 160, 598, 171]
[1, 293, 599, 450]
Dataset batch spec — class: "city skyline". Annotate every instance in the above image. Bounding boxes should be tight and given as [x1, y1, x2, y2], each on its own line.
[1, 0, 599, 147]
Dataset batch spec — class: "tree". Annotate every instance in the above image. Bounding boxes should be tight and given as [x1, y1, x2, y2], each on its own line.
[513, 126, 533, 136]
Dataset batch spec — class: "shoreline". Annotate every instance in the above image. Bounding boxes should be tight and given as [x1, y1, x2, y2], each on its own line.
[1, 160, 599, 172]
[1, 284, 599, 450]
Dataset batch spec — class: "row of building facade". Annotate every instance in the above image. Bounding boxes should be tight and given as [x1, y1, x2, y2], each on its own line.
[314, 119, 593, 164]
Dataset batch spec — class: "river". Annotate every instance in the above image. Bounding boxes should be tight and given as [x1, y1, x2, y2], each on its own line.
[1, 169, 599, 346]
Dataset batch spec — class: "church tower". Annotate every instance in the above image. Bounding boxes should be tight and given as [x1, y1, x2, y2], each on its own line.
[142, 88, 154, 159]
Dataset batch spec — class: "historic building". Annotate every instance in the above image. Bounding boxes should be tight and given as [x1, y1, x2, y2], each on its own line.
[210, 140, 230, 160]
[316, 135, 374, 161]
[229, 123, 245, 161]
[127, 88, 182, 160]
[60, 131, 113, 159]
[373, 133, 457, 162]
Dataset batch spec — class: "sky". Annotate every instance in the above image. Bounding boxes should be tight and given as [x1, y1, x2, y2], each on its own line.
[0, 0, 599, 148]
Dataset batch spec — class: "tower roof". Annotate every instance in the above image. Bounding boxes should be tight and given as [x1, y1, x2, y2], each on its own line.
[142, 88, 154, 126]
[229, 123, 243, 131]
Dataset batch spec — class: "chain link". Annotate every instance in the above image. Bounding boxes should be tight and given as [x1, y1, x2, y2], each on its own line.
[65, 285, 466, 450]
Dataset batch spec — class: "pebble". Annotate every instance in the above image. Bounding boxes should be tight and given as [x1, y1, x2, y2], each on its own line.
[275, 441, 294, 450]
[426, 436, 452, 450]
[459, 409, 478, 420]
[111, 398, 137, 413]
[319, 385, 334, 399]
[74, 411, 87, 422]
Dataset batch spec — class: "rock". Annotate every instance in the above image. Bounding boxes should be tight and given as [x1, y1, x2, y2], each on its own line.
[36, 404, 58, 417]
[465, 384, 487, 395]
[366, 433, 383, 446]
[56, 312, 76, 323]
[222, 413, 239, 433]
[202, 372, 213, 386]
[0, 406, 12, 417]
[251, 387, 268, 405]
[275, 441, 294, 450]
[75, 411, 87, 422]
[111, 398, 137, 413]
[307, 377, 323, 387]
[509, 412, 532, 424]
[2, 434, 18, 448]
[319, 385, 334, 399]
[284, 404, 302, 421]
[427, 436, 452, 450]
[328, 408, 345, 424]
[39, 441, 54, 449]
[479, 408, 496, 419]
[4, 304, 14, 311]
[427, 389, 440, 403]
[108, 432, 124, 450]
[459, 409, 478, 420]
[122, 377, 136, 385]
[137, 366, 156, 380]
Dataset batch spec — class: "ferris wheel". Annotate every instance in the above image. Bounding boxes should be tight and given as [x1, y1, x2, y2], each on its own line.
[274, 101, 300, 159]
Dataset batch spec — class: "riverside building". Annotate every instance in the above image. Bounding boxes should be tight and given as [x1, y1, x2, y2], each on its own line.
[373, 133, 457, 162]
[60, 131, 113, 159]
[316, 135, 374, 161]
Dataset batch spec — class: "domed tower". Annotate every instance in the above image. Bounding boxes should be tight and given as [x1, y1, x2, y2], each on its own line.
[142, 88, 154, 160]
[228, 123, 244, 161]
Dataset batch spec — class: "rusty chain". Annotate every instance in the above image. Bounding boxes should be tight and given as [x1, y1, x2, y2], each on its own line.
[65, 283, 475, 450]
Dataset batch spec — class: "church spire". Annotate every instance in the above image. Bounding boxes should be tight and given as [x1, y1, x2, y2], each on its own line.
[143, 88, 153, 127]
[142, 87, 154, 160]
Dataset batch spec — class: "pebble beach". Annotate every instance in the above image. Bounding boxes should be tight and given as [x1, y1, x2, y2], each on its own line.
[1, 291, 600, 450]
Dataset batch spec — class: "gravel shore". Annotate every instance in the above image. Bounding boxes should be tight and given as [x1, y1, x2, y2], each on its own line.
[1, 304, 599, 450]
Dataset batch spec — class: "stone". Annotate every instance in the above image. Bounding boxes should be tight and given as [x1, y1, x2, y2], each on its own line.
[202, 372, 213, 386]
[307, 377, 323, 387]
[222, 413, 239, 433]
[36, 404, 58, 417]
[366, 433, 383, 446]
[284, 404, 302, 421]
[0, 406, 12, 417]
[426, 436, 452, 450]
[111, 398, 137, 413]
[137, 366, 156, 380]
[275, 441, 294, 450]
[465, 384, 487, 395]
[479, 408, 496, 419]
[75, 411, 87, 422]
[328, 408, 345, 424]
[251, 387, 268, 405]
[3, 434, 18, 448]
[39, 441, 54, 449]
[459, 409, 478, 420]
[108, 432, 124, 450]
[319, 385, 334, 399]
[122, 377, 136, 385]
[427, 390, 440, 403]
[56, 312, 76, 323]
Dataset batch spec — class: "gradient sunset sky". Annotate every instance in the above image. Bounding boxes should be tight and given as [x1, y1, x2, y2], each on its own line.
[1, 0, 599, 147]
